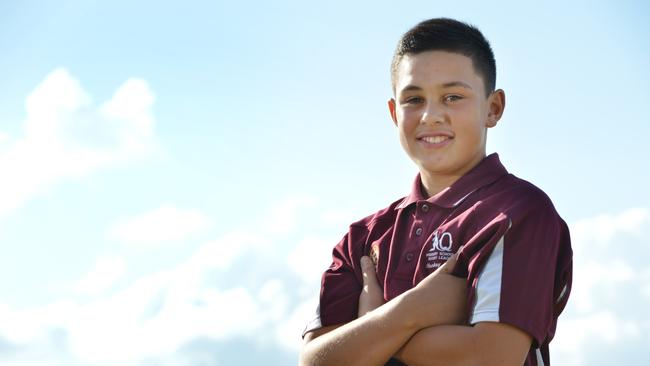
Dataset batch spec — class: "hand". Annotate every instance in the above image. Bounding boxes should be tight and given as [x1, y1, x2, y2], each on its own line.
[358, 256, 385, 317]
[399, 253, 468, 329]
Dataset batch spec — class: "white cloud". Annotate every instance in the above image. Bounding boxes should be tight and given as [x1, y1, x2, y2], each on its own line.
[287, 236, 335, 286]
[0, 68, 158, 219]
[0, 300, 76, 346]
[570, 207, 650, 252]
[24, 249, 279, 364]
[551, 207, 650, 365]
[109, 204, 211, 246]
[74, 256, 127, 295]
[66, 284, 261, 364]
[319, 208, 362, 227]
[553, 311, 632, 366]
[258, 279, 290, 324]
[275, 295, 320, 351]
[181, 231, 268, 273]
[262, 195, 316, 235]
[0, 195, 330, 365]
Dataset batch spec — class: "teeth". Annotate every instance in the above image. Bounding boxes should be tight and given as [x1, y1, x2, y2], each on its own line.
[421, 136, 449, 144]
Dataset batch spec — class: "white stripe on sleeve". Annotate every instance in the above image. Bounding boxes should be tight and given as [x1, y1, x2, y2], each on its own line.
[301, 304, 323, 338]
[470, 235, 505, 324]
[536, 348, 545, 366]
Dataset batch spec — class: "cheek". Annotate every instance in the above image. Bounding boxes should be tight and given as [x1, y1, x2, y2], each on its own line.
[399, 110, 420, 128]
[452, 111, 485, 139]
[396, 108, 407, 123]
[396, 124, 415, 153]
[398, 127, 410, 147]
[456, 122, 484, 140]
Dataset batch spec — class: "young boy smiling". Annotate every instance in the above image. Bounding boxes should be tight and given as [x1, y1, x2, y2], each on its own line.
[300, 18, 572, 366]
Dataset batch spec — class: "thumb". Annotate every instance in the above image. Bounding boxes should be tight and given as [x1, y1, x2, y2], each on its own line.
[438, 252, 459, 275]
[360, 256, 380, 287]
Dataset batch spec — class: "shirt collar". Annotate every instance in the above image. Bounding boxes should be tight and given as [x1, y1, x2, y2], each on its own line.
[396, 153, 508, 210]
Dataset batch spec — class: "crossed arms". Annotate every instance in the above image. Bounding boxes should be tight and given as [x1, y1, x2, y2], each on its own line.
[299, 255, 532, 366]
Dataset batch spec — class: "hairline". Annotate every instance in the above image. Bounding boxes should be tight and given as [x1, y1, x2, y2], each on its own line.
[391, 50, 493, 98]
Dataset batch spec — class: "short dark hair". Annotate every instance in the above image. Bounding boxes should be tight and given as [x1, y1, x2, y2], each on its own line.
[391, 18, 496, 96]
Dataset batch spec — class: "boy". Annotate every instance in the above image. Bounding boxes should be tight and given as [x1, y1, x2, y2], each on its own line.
[300, 18, 572, 366]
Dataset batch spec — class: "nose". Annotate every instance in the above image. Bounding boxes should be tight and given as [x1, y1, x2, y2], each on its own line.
[420, 102, 444, 125]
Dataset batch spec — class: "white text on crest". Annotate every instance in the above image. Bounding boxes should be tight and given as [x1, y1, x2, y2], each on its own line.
[429, 230, 453, 252]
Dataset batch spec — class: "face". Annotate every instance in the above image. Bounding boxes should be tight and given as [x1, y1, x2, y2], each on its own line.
[388, 51, 504, 184]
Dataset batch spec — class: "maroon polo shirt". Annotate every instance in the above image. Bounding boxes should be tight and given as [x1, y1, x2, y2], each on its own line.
[304, 153, 572, 366]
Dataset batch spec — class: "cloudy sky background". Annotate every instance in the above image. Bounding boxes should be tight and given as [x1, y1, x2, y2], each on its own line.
[1, 0, 649, 365]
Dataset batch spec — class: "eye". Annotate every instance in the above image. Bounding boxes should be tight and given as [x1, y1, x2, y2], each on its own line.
[444, 95, 463, 103]
[402, 96, 424, 105]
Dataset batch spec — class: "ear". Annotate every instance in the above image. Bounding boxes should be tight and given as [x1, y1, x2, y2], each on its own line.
[486, 89, 506, 128]
[388, 98, 398, 126]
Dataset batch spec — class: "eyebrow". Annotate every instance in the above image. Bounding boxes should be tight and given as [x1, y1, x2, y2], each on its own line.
[441, 81, 473, 90]
[399, 81, 473, 93]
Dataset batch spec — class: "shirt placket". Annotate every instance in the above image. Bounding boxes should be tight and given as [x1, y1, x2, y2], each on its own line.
[388, 201, 438, 298]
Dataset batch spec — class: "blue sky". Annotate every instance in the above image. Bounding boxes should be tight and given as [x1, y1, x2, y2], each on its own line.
[0, 0, 649, 365]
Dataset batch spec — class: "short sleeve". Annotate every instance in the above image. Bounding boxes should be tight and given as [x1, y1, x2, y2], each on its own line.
[302, 226, 366, 337]
[469, 202, 572, 347]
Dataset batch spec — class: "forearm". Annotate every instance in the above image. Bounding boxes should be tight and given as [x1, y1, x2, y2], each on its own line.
[393, 323, 532, 366]
[299, 296, 416, 366]
[300, 258, 468, 366]
[300, 273, 467, 366]
[394, 325, 479, 366]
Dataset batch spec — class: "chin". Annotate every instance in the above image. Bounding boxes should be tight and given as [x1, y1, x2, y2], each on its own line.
[418, 161, 454, 175]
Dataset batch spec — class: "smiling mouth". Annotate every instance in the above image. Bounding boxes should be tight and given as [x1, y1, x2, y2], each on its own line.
[419, 136, 451, 144]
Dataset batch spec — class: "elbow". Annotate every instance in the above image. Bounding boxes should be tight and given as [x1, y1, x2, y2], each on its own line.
[299, 343, 325, 366]
[298, 346, 315, 366]
[298, 353, 309, 366]
[298, 353, 313, 366]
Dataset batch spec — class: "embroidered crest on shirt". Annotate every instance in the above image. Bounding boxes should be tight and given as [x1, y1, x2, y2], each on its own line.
[426, 230, 453, 269]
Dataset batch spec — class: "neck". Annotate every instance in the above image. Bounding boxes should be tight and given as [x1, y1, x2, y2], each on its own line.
[419, 171, 461, 198]
[419, 153, 487, 198]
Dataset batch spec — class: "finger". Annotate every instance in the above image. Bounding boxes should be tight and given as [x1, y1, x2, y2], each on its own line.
[438, 252, 459, 274]
[360, 256, 380, 288]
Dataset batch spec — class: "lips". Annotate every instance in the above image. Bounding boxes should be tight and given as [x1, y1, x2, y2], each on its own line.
[416, 132, 454, 146]
[420, 135, 450, 144]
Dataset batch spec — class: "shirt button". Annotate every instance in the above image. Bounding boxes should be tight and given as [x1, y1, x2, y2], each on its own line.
[405, 252, 414, 262]
[421, 204, 430, 213]
[415, 227, 423, 236]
